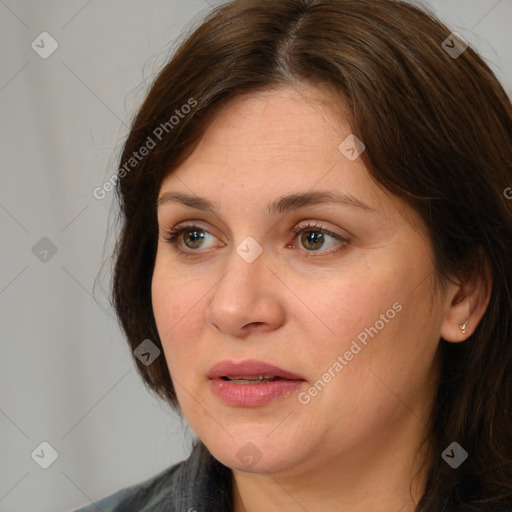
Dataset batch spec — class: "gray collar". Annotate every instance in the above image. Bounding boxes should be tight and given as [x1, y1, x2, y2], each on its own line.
[147, 439, 234, 511]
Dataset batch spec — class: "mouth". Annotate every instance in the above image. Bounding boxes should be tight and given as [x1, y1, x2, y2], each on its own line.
[208, 359, 305, 382]
[220, 375, 288, 384]
[208, 360, 306, 407]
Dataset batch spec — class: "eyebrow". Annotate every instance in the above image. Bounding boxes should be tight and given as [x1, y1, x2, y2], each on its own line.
[157, 191, 377, 215]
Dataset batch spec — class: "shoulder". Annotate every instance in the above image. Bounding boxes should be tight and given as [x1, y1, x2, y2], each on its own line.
[73, 463, 179, 512]
[73, 440, 233, 512]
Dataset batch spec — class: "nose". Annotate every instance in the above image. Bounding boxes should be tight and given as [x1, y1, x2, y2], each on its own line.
[204, 244, 286, 339]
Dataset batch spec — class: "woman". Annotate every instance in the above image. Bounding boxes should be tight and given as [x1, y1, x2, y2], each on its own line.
[76, 0, 512, 510]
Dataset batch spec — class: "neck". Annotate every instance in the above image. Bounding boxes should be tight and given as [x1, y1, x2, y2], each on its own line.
[231, 422, 432, 512]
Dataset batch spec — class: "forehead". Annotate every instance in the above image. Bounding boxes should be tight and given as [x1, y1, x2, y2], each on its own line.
[187, 86, 351, 165]
[158, 85, 416, 227]
[162, 86, 371, 192]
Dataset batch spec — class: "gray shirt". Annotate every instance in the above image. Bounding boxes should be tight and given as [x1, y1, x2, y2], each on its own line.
[74, 440, 233, 511]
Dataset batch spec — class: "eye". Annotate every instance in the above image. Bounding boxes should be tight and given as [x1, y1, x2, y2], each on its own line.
[161, 223, 221, 251]
[289, 221, 349, 255]
[161, 221, 349, 255]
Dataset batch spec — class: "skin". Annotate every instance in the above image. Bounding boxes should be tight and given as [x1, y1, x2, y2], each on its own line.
[151, 84, 490, 512]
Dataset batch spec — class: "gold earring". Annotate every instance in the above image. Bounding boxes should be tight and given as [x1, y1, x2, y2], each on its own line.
[459, 320, 468, 334]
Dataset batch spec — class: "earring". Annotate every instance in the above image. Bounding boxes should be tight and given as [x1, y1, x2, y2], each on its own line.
[459, 320, 468, 335]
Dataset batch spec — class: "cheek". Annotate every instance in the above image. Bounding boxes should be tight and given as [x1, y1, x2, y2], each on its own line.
[152, 251, 198, 329]
[314, 275, 439, 417]
[151, 276, 181, 334]
[151, 263, 207, 369]
[304, 268, 401, 352]
[300, 254, 438, 390]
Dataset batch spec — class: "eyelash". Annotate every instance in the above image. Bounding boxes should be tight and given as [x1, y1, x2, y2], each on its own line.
[162, 221, 349, 256]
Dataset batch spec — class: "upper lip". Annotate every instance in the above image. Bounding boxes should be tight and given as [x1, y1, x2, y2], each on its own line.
[208, 359, 305, 380]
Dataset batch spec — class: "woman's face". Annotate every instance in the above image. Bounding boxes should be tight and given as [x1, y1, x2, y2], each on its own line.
[152, 85, 451, 477]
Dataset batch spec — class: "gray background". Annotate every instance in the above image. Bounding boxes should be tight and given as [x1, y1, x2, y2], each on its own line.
[0, 1, 510, 511]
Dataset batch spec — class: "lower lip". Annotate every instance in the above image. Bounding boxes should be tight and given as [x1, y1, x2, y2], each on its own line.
[209, 378, 305, 407]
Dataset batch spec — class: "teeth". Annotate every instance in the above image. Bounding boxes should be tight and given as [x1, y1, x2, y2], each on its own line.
[223, 375, 279, 384]
[228, 378, 276, 384]
[225, 375, 276, 380]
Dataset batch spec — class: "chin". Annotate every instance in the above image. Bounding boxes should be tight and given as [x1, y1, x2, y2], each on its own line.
[203, 431, 303, 474]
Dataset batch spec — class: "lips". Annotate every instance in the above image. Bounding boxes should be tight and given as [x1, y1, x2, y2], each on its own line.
[208, 359, 305, 381]
[208, 359, 306, 407]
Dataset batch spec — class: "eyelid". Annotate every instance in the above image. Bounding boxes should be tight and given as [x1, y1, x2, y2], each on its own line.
[288, 221, 350, 256]
[161, 220, 350, 255]
[290, 220, 350, 240]
[160, 221, 222, 249]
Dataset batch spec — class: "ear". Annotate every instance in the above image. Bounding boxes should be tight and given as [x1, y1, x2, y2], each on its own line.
[440, 253, 492, 343]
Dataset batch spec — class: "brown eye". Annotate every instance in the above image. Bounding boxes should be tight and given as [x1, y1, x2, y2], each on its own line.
[163, 224, 217, 251]
[300, 229, 325, 251]
[182, 229, 206, 249]
[291, 222, 349, 255]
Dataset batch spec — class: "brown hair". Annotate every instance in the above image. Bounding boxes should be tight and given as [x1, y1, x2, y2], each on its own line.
[110, 0, 512, 508]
